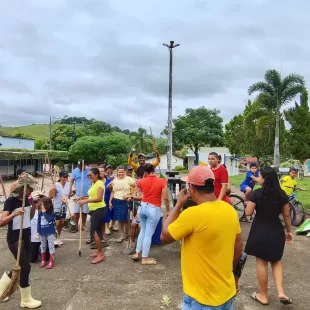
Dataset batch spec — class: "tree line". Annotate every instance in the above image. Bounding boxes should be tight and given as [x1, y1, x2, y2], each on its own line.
[4, 69, 309, 167]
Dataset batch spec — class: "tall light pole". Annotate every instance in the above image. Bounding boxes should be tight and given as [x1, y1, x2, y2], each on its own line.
[163, 41, 180, 172]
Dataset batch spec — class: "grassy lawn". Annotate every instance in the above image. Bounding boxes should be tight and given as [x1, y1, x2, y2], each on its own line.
[0, 124, 50, 139]
[230, 175, 310, 210]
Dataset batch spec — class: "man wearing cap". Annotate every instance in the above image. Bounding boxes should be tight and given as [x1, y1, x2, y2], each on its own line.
[128, 149, 160, 179]
[161, 166, 242, 310]
[9, 168, 26, 195]
[70, 161, 91, 232]
[0, 173, 42, 308]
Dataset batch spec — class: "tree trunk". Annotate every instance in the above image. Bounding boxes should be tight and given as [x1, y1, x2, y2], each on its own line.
[274, 112, 280, 170]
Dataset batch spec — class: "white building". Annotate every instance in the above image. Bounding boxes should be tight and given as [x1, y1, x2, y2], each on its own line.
[145, 154, 184, 173]
[187, 146, 239, 176]
[0, 136, 35, 150]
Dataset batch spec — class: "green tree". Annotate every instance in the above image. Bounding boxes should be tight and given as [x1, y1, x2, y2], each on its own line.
[248, 69, 306, 169]
[51, 125, 80, 151]
[69, 135, 129, 162]
[285, 90, 310, 161]
[130, 127, 152, 153]
[165, 107, 224, 164]
[35, 138, 49, 150]
[82, 121, 112, 136]
[13, 131, 34, 139]
[224, 114, 246, 156]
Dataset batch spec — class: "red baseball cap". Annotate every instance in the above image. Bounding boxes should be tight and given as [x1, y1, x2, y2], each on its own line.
[181, 166, 215, 186]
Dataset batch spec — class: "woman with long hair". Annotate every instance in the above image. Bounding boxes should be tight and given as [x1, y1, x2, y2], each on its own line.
[98, 165, 112, 236]
[109, 166, 135, 242]
[245, 167, 293, 306]
[132, 164, 169, 265]
[77, 168, 106, 264]
[49, 170, 70, 246]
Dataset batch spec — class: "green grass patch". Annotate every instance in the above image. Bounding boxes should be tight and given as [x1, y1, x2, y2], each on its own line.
[0, 123, 85, 139]
[230, 175, 310, 210]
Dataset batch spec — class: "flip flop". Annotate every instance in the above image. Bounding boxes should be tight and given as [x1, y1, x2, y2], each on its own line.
[91, 256, 105, 264]
[141, 258, 157, 265]
[280, 298, 293, 305]
[251, 293, 268, 306]
[131, 255, 140, 261]
[90, 253, 98, 257]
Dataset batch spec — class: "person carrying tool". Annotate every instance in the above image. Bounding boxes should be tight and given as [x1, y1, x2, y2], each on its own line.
[0, 174, 41, 308]
[128, 148, 160, 179]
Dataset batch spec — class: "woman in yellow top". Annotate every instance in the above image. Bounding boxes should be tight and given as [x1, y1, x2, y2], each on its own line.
[78, 168, 106, 264]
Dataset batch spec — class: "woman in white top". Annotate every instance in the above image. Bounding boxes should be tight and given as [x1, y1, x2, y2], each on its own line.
[49, 170, 70, 246]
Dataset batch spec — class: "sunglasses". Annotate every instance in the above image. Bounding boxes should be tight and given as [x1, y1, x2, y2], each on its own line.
[87, 174, 94, 178]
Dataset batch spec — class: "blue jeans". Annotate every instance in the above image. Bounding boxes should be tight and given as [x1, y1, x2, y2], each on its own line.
[136, 203, 161, 257]
[183, 295, 234, 310]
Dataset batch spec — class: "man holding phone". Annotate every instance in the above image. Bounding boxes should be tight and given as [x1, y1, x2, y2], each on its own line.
[161, 166, 242, 310]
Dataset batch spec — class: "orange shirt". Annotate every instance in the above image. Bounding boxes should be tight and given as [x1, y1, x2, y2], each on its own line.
[137, 175, 167, 208]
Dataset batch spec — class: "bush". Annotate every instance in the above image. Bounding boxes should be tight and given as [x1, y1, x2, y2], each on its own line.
[174, 165, 185, 171]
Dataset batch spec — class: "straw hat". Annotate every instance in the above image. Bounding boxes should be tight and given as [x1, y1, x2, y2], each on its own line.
[11, 173, 38, 197]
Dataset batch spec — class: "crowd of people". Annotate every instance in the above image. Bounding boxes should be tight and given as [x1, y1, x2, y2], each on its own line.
[0, 148, 298, 309]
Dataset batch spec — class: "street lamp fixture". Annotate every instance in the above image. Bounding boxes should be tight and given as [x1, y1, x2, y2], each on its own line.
[163, 40, 180, 172]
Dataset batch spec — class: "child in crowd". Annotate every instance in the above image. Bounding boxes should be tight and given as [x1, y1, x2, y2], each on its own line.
[37, 197, 56, 269]
[280, 167, 304, 197]
[29, 191, 50, 263]
[240, 163, 259, 202]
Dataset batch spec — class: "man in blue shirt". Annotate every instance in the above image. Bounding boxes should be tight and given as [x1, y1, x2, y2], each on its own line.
[240, 163, 259, 202]
[70, 161, 91, 232]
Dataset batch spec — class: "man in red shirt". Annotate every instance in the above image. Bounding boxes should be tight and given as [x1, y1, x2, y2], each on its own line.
[208, 152, 232, 205]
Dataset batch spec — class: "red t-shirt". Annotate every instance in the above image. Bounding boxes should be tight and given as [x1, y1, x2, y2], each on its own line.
[211, 165, 230, 203]
[137, 175, 167, 208]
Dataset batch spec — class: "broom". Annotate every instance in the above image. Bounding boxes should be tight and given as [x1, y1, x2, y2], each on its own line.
[79, 160, 85, 257]
[149, 127, 165, 179]
[0, 178, 28, 301]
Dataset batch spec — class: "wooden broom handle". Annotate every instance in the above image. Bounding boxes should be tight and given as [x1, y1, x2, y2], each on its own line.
[15, 178, 28, 268]
[79, 160, 85, 248]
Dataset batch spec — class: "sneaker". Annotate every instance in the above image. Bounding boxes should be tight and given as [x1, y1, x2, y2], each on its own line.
[58, 239, 64, 245]
[54, 239, 59, 246]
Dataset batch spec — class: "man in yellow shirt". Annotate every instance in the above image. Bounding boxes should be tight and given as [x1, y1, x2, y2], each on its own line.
[161, 166, 243, 310]
[280, 168, 304, 197]
[128, 149, 160, 179]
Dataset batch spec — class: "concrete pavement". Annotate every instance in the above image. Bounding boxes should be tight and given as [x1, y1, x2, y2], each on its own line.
[0, 221, 309, 309]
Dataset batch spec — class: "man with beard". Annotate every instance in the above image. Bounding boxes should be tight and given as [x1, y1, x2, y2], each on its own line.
[128, 149, 160, 179]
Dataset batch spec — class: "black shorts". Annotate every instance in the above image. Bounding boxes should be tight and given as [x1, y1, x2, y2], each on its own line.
[90, 207, 107, 239]
[55, 204, 67, 220]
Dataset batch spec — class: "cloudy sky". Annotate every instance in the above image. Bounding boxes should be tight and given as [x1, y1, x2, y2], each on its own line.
[0, 0, 308, 135]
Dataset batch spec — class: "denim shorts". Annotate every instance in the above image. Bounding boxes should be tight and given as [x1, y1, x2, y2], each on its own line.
[183, 295, 234, 310]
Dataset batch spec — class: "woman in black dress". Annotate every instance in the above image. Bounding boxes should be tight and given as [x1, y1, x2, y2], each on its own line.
[245, 167, 293, 306]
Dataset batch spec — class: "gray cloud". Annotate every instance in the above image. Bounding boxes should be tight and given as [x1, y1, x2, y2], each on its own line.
[0, 0, 309, 136]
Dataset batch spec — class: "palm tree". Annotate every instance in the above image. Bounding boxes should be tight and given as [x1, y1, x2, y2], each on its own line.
[130, 127, 151, 154]
[248, 69, 306, 169]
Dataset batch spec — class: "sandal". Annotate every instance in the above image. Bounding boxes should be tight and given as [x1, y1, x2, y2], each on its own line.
[131, 254, 140, 261]
[141, 258, 157, 265]
[117, 238, 124, 243]
[280, 298, 293, 305]
[90, 253, 98, 258]
[91, 256, 105, 264]
[251, 293, 268, 306]
[86, 239, 93, 245]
